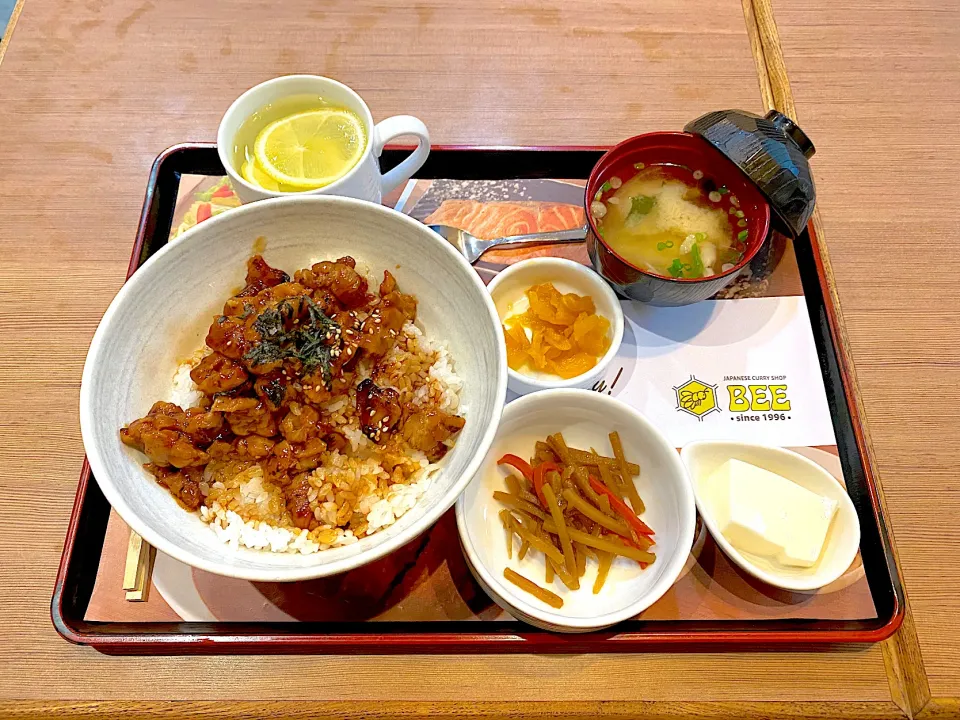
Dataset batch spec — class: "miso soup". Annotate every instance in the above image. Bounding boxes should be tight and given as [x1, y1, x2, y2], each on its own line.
[591, 165, 746, 279]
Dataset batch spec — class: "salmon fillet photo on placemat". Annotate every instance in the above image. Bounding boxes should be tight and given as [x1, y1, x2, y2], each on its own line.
[424, 200, 585, 239]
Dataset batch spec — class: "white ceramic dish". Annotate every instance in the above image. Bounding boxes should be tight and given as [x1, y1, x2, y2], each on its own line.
[680, 441, 861, 591]
[80, 195, 507, 582]
[456, 389, 695, 632]
[486, 258, 624, 395]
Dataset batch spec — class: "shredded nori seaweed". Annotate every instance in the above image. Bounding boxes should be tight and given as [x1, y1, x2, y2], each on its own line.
[243, 296, 341, 386]
[259, 376, 286, 409]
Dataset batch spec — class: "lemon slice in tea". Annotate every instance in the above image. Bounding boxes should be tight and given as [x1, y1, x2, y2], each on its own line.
[241, 157, 281, 192]
[254, 108, 366, 190]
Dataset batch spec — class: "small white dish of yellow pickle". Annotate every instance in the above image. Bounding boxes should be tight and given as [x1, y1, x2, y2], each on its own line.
[680, 441, 861, 592]
[487, 258, 624, 395]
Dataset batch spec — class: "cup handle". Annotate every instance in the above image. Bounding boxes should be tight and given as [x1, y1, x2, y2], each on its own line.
[374, 115, 431, 195]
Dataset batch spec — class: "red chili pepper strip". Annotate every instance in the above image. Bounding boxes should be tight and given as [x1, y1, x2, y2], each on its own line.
[212, 184, 233, 198]
[540, 461, 561, 476]
[531, 460, 560, 508]
[196, 202, 212, 223]
[532, 463, 547, 507]
[618, 532, 654, 552]
[607, 533, 653, 568]
[498, 454, 533, 481]
[500, 453, 546, 506]
[590, 476, 654, 537]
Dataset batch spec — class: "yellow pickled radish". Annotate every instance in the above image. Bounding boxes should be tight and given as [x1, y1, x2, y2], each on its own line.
[501, 282, 611, 379]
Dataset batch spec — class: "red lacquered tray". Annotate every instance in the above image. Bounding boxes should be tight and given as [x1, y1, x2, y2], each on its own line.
[52, 144, 904, 654]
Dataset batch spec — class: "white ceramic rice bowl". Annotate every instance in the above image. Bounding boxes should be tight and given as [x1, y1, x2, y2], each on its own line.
[80, 195, 506, 582]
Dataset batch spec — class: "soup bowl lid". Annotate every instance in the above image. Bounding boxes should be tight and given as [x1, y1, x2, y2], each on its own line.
[684, 109, 816, 238]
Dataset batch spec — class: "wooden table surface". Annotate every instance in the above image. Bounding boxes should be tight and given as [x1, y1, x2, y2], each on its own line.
[0, 0, 956, 717]
[770, 0, 960, 710]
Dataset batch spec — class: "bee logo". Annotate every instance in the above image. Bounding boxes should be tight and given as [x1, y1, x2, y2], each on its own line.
[674, 376, 719, 420]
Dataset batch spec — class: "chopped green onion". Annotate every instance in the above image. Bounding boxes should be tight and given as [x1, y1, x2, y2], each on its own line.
[597, 226, 605, 238]
[626, 195, 655, 223]
[594, 189, 603, 201]
[737, 229, 749, 241]
[690, 242, 705, 277]
[735, 210, 745, 218]
[666, 240, 674, 248]
[656, 242, 666, 251]
[717, 186, 730, 195]
[634, 162, 645, 170]
[600, 180, 612, 193]
[695, 232, 707, 242]
[668, 259, 684, 277]
[738, 218, 748, 228]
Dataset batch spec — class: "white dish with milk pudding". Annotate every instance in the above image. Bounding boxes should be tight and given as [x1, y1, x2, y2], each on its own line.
[681, 441, 861, 591]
